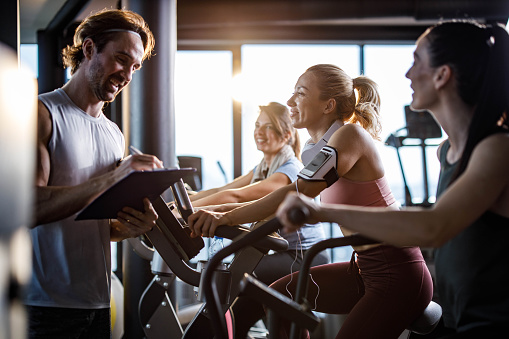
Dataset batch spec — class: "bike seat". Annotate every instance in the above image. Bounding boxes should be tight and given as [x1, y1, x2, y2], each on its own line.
[407, 300, 442, 335]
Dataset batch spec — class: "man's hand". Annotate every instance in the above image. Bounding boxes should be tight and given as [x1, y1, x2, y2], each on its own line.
[115, 153, 164, 178]
[110, 198, 158, 241]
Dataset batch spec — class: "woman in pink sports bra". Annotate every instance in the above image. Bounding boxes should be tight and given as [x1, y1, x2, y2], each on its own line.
[188, 64, 433, 339]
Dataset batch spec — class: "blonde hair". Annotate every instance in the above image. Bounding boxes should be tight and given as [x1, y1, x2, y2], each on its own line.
[306, 64, 382, 140]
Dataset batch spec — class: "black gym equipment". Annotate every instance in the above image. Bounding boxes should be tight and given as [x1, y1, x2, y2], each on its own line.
[386, 105, 442, 207]
[131, 173, 289, 338]
[177, 156, 203, 191]
[203, 207, 443, 339]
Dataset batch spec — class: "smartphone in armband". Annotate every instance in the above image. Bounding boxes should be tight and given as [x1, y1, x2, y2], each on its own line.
[298, 146, 339, 187]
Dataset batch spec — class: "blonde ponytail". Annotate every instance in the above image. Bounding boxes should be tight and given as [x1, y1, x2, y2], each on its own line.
[351, 76, 382, 140]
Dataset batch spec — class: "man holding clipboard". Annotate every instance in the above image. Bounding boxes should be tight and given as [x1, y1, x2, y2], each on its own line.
[27, 9, 161, 339]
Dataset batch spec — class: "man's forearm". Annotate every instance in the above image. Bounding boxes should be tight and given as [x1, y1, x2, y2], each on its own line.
[34, 173, 117, 226]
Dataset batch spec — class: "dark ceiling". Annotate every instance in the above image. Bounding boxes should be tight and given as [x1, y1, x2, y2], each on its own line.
[176, 0, 509, 45]
[19, 0, 509, 46]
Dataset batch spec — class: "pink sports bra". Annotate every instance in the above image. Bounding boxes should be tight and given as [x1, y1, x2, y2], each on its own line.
[320, 176, 396, 207]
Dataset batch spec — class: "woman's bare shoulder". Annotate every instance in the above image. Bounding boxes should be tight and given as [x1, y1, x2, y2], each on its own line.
[469, 132, 509, 179]
[476, 132, 509, 154]
[330, 123, 371, 145]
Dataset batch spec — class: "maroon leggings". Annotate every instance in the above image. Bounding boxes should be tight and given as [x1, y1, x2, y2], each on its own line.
[269, 245, 433, 339]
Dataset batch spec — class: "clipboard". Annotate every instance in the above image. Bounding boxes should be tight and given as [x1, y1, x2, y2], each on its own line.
[76, 168, 196, 220]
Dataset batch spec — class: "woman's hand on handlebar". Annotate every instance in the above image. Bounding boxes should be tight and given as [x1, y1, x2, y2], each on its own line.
[276, 193, 320, 233]
[188, 209, 232, 238]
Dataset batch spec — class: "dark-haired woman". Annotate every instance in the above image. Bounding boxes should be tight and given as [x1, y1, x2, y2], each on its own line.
[277, 21, 509, 338]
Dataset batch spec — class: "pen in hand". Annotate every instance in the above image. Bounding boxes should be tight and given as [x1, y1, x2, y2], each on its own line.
[116, 146, 142, 167]
[129, 145, 143, 155]
[128, 145, 165, 169]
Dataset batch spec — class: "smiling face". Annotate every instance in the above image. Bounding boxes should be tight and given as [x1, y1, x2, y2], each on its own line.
[406, 37, 440, 112]
[86, 32, 144, 103]
[287, 71, 331, 132]
[254, 111, 288, 157]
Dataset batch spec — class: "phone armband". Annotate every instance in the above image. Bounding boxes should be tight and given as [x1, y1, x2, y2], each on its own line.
[297, 146, 339, 187]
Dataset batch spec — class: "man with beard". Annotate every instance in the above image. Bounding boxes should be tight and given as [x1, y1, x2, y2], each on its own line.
[26, 9, 160, 338]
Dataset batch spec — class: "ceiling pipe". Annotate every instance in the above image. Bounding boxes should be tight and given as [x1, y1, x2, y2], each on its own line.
[37, 0, 92, 93]
[177, 0, 509, 27]
[45, 0, 92, 32]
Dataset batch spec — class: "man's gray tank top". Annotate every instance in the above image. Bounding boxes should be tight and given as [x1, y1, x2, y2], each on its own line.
[25, 88, 124, 309]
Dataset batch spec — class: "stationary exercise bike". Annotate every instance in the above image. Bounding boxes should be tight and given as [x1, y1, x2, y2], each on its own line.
[202, 208, 443, 339]
[130, 172, 289, 338]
